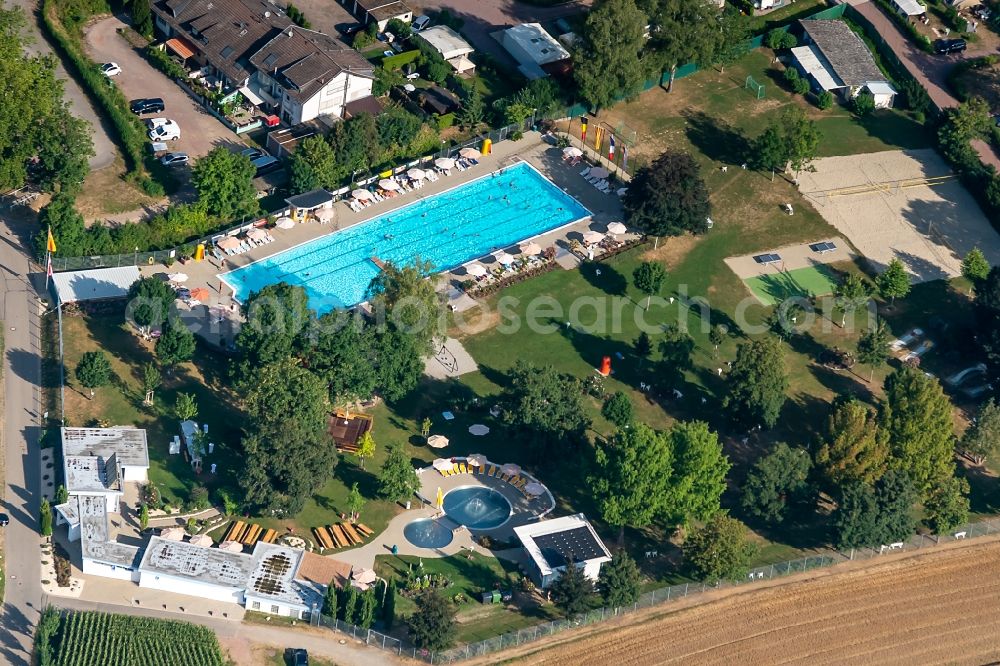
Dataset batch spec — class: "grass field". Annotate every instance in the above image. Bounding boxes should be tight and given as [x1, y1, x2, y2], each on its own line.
[744, 264, 840, 305]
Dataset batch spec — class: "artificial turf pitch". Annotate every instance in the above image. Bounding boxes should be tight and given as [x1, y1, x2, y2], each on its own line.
[743, 265, 839, 306]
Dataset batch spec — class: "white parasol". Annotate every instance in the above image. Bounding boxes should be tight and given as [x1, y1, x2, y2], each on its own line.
[518, 242, 541, 256]
[459, 147, 482, 159]
[434, 157, 456, 170]
[314, 207, 335, 223]
[407, 168, 426, 180]
[218, 540, 244, 553]
[562, 146, 583, 158]
[353, 567, 378, 585]
[427, 434, 450, 449]
[275, 217, 294, 230]
[466, 263, 487, 277]
[582, 230, 605, 245]
[168, 272, 189, 283]
[247, 228, 268, 242]
[467, 453, 487, 467]
[160, 527, 185, 541]
[433, 458, 454, 471]
[378, 178, 400, 191]
[501, 463, 521, 476]
[606, 222, 627, 236]
[189, 534, 213, 547]
[494, 252, 514, 266]
[352, 189, 372, 201]
[525, 482, 545, 497]
[468, 424, 490, 436]
[589, 167, 609, 180]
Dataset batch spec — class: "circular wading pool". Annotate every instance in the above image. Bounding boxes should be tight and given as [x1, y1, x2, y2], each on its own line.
[443, 486, 512, 530]
[403, 519, 454, 549]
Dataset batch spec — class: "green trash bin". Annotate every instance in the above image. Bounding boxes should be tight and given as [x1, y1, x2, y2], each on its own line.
[491, 591, 501, 604]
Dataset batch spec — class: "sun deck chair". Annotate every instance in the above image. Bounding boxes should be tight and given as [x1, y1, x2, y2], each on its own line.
[509, 475, 521, 486]
[500, 473, 511, 482]
[458, 463, 468, 474]
[487, 465, 496, 477]
[580, 167, 591, 177]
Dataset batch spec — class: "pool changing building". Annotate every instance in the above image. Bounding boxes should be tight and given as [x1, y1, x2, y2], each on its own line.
[514, 514, 611, 588]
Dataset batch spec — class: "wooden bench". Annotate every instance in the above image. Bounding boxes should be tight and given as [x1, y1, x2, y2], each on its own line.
[224, 521, 245, 543]
[355, 523, 374, 537]
[261, 528, 277, 544]
[342, 522, 363, 544]
[329, 524, 350, 548]
[242, 524, 262, 545]
[313, 527, 333, 550]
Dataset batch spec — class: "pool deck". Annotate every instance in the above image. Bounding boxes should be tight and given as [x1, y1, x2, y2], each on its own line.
[332, 459, 555, 569]
[145, 131, 626, 344]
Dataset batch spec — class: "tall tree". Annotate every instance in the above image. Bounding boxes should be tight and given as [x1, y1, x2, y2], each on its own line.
[174, 392, 198, 422]
[55, 485, 68, 505]
[126, 276, 176, 334]
[623, 150, 711, 238]
[835, 274, 871, 327]
[642, 0, 719, 91]
[923, 475, 970, 535]
[366, 257, 441, 352]
[382, 578, 396, 630]
[857, 318, 891, 382]
[130, 0, 153, 36]
[883, 367, 956, 496]
[710, 6, 751, 73]
[407, 590, 456, 650]
[633, 261, 667, 310]
[724, 336, 788, 428]
[39, 498, 52, 538]
[75, 351, 111, 399]
[751, 106, 820, 179]
[139, 503, 149, 531]
[236, 283, 313, 379]
[709, 325, 726, 357]
[683, 514, 757, 583]
[572, 0, 648, 109]
[961, 398, 1000, 465]
[191, 147, 258, 220]
[346, 482, 364, 521]
[549, 560, 595, 618]
[378, 444, 420, 501]
[664, 420, 730, 525]
[833, 469, 917, 549]
[597, 551, 641, 607]
[373, 325, 426, 401]
[961, 247, 990, 291]
[308, 315, 379, 405]
[975, 266, 1000, 380]
[635, 331, 653, 364]
[36, 108, 93, 194]
[591, 424, 673, 543]
[815, 398, 888, 487]
[155, 322, 196, 370]
[457, 87, 485, 131]
[501, 361, 591, 454]
[741, 442, 812, 523]
[141, 362, 161, 406]
[356, 588, 378, 628]
[289, 135, 338, 193]
[875, 259, 910, 305]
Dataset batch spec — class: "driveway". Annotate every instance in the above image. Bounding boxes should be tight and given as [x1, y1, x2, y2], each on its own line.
[84, 16, 246, 161]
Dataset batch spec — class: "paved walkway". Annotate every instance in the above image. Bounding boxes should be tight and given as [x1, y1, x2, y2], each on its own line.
[424, 337, 478, 378]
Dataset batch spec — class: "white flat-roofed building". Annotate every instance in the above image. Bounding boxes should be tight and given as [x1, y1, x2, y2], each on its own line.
[78, 494, 142, 580]
[244, 542, 324, 618]
[62, 427, 149, 512]
[501, 23, 571, 79]
[50, 266, 141, 305]
[418, 26, 475, 74]
[514, 513, 611, 588]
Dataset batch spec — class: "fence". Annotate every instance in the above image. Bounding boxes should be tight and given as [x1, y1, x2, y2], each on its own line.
[312, 516, 1000, 664]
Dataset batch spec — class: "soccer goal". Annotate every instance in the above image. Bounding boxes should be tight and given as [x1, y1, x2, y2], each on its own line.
[745, 75, 765, 100]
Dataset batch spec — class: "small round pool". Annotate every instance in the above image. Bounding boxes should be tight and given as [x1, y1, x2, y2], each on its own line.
[403, 519, 454, 549]
[443, 486, 512, 530]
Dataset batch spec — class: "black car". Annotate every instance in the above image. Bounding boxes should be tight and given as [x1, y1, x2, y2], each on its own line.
[130, 98, 165, 115]
[0, 513, 8, 527]
[336, 22, 363, 37]
[934, 38, 967, 54]
[288, 648, 308, 666]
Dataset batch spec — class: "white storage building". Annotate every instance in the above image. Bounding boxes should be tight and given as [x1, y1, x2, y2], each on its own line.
[418, 26, 475, 74]
[501, 23, 571, 79]
[514, 514, 611, 588]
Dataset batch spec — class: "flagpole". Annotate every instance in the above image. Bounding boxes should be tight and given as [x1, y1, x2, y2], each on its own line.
[45, 250, 50, 289]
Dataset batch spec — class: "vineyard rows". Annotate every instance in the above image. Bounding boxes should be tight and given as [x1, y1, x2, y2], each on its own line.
[52, 611, 224, 666]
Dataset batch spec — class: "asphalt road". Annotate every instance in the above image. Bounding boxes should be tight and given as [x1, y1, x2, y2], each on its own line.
[0, 210, 43, 666]
[9, 0, 115, 170]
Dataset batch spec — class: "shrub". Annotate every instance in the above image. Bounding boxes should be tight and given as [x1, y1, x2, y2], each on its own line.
[436, 113, 455, 130]
[765, 28, 797, 50]
[783, 67, 800, 85]
[426, 60, 449, 83]
[286, 3, 310, 28]
[792, 77, 810, 96]
[145, 45, 187, 80]
[816, 90, 833, 110]
[852, 92, 876, 116]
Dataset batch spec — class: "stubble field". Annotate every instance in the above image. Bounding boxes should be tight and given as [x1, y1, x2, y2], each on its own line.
[493, 540, 1000, 665]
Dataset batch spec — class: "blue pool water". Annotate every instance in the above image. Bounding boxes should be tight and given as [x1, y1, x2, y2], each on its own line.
[221, 162, 591, 312]
[442, 486, 511, 530]
[403, 519, 454, 549]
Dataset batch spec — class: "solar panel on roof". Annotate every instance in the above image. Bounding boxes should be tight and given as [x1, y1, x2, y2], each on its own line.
[809, 241, 837, 253]
[533, 526, 606, 569]
[221, 45, 235, 59]
[263, 53, 278, 68]
[753, 253, 781, 264]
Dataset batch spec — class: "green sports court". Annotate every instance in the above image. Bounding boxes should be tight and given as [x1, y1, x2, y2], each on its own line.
[743, 264, 839, 306]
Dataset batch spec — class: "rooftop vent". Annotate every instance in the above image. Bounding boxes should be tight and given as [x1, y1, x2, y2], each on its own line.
[264, 10, 270, 17]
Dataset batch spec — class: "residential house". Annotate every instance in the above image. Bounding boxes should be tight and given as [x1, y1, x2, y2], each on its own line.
[501, 23, 571, 80]
[346, 0, 412, 31]
[418, 25, 475, 74]
[791, 20, 897, 108]
[151, 0, 375, 125]
[513, 514, 612, 588]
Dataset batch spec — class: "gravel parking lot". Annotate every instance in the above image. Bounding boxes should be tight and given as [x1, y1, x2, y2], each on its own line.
[84, 16, 247, 162]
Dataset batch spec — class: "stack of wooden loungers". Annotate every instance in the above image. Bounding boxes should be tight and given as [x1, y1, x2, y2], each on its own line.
[222, 521, 277, 546]
[312, 523, 374, 551]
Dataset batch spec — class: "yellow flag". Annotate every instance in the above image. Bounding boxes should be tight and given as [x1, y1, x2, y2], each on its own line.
[46, 227, 57, 254]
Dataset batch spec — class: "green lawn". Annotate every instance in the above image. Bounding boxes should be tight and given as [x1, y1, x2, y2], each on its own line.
[744, 264, 840, 305]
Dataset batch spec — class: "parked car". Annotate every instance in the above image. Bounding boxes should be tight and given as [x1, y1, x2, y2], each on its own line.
[148, 120, 181, 141]
[336, 22, 363, 36]
[0, 513, 9, 527]
[973, 4, 992, 19]
[934, 38, 967, 54]
[130, 98, 165, 115]
[100, 62, 122, 77]
[254, 156, 282, 176]
[290, 649, 308, 666]
[412, 14, 431, 31]
[145, 117, 172, 129]
[160, 152, 189, 166]
[241, 147, 269, 161]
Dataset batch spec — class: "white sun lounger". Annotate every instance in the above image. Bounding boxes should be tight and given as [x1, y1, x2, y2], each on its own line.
[580, 167, 591, 177]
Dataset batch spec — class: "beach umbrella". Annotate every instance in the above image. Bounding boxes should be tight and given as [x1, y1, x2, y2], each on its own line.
[606, 222, 627, 236]
[407, 168, 426, 180]
[518, 242, 541, 256]
[467, 453, 487, 467]
[433, 458, 454, 471]
[352, 189, 372, 201]
[275, 217, 294, 230]
[353, 567, 378, 585]
[219, 540, 244, 553]
[589, 167, 609, 179]
[525, 482, 545, 497]
[495, 252, 514, 266]
[459, 147, 481, 159]
[468, 424, 490, 436]
[189, 534, 213, 547]
[466, 263, 487, 277]
[160, 527, 185, 541]
[217, 236, 241, 252]
[582, 230, 605, 245]
[501, 463, 521, 476]
[189, 287, 209, 302]
[427, 434, 450, 449]
[168, 272, 188, 283]
[378, 178, 400, 191]
[434, 157, 456, 170]
[563, 146, 583, 158]
[436, 486, 444, 510]
[314, 207, 335, 223]
[247, 228, 268, 242]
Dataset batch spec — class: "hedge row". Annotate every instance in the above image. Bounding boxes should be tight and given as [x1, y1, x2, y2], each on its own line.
[870, 0, 934, 52]
[381, 49, 421, 71]
[41, 0, 164, 195]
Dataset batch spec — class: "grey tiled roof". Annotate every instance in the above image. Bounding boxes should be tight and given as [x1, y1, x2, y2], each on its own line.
[799, 20, 886, 87]
[250, 27, 372, 102]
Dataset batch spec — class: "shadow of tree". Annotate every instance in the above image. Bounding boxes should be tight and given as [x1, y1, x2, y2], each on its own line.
[683, 110, 751, 165]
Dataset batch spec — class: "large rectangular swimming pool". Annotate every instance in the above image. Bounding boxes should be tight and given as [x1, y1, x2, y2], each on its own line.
[220, 162, 591, 312]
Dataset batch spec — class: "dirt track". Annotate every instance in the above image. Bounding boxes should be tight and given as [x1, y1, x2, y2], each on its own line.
[495, 540, 1000, 666]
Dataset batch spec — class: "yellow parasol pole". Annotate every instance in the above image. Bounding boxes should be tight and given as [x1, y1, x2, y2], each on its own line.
[436, 486, 443, 511]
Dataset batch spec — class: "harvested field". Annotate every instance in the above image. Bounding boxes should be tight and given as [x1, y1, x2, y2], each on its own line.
[498, 540, 1000, 665]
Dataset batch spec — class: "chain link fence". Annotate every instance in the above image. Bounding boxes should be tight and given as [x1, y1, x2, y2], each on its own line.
[315, 517, 1000, 664]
